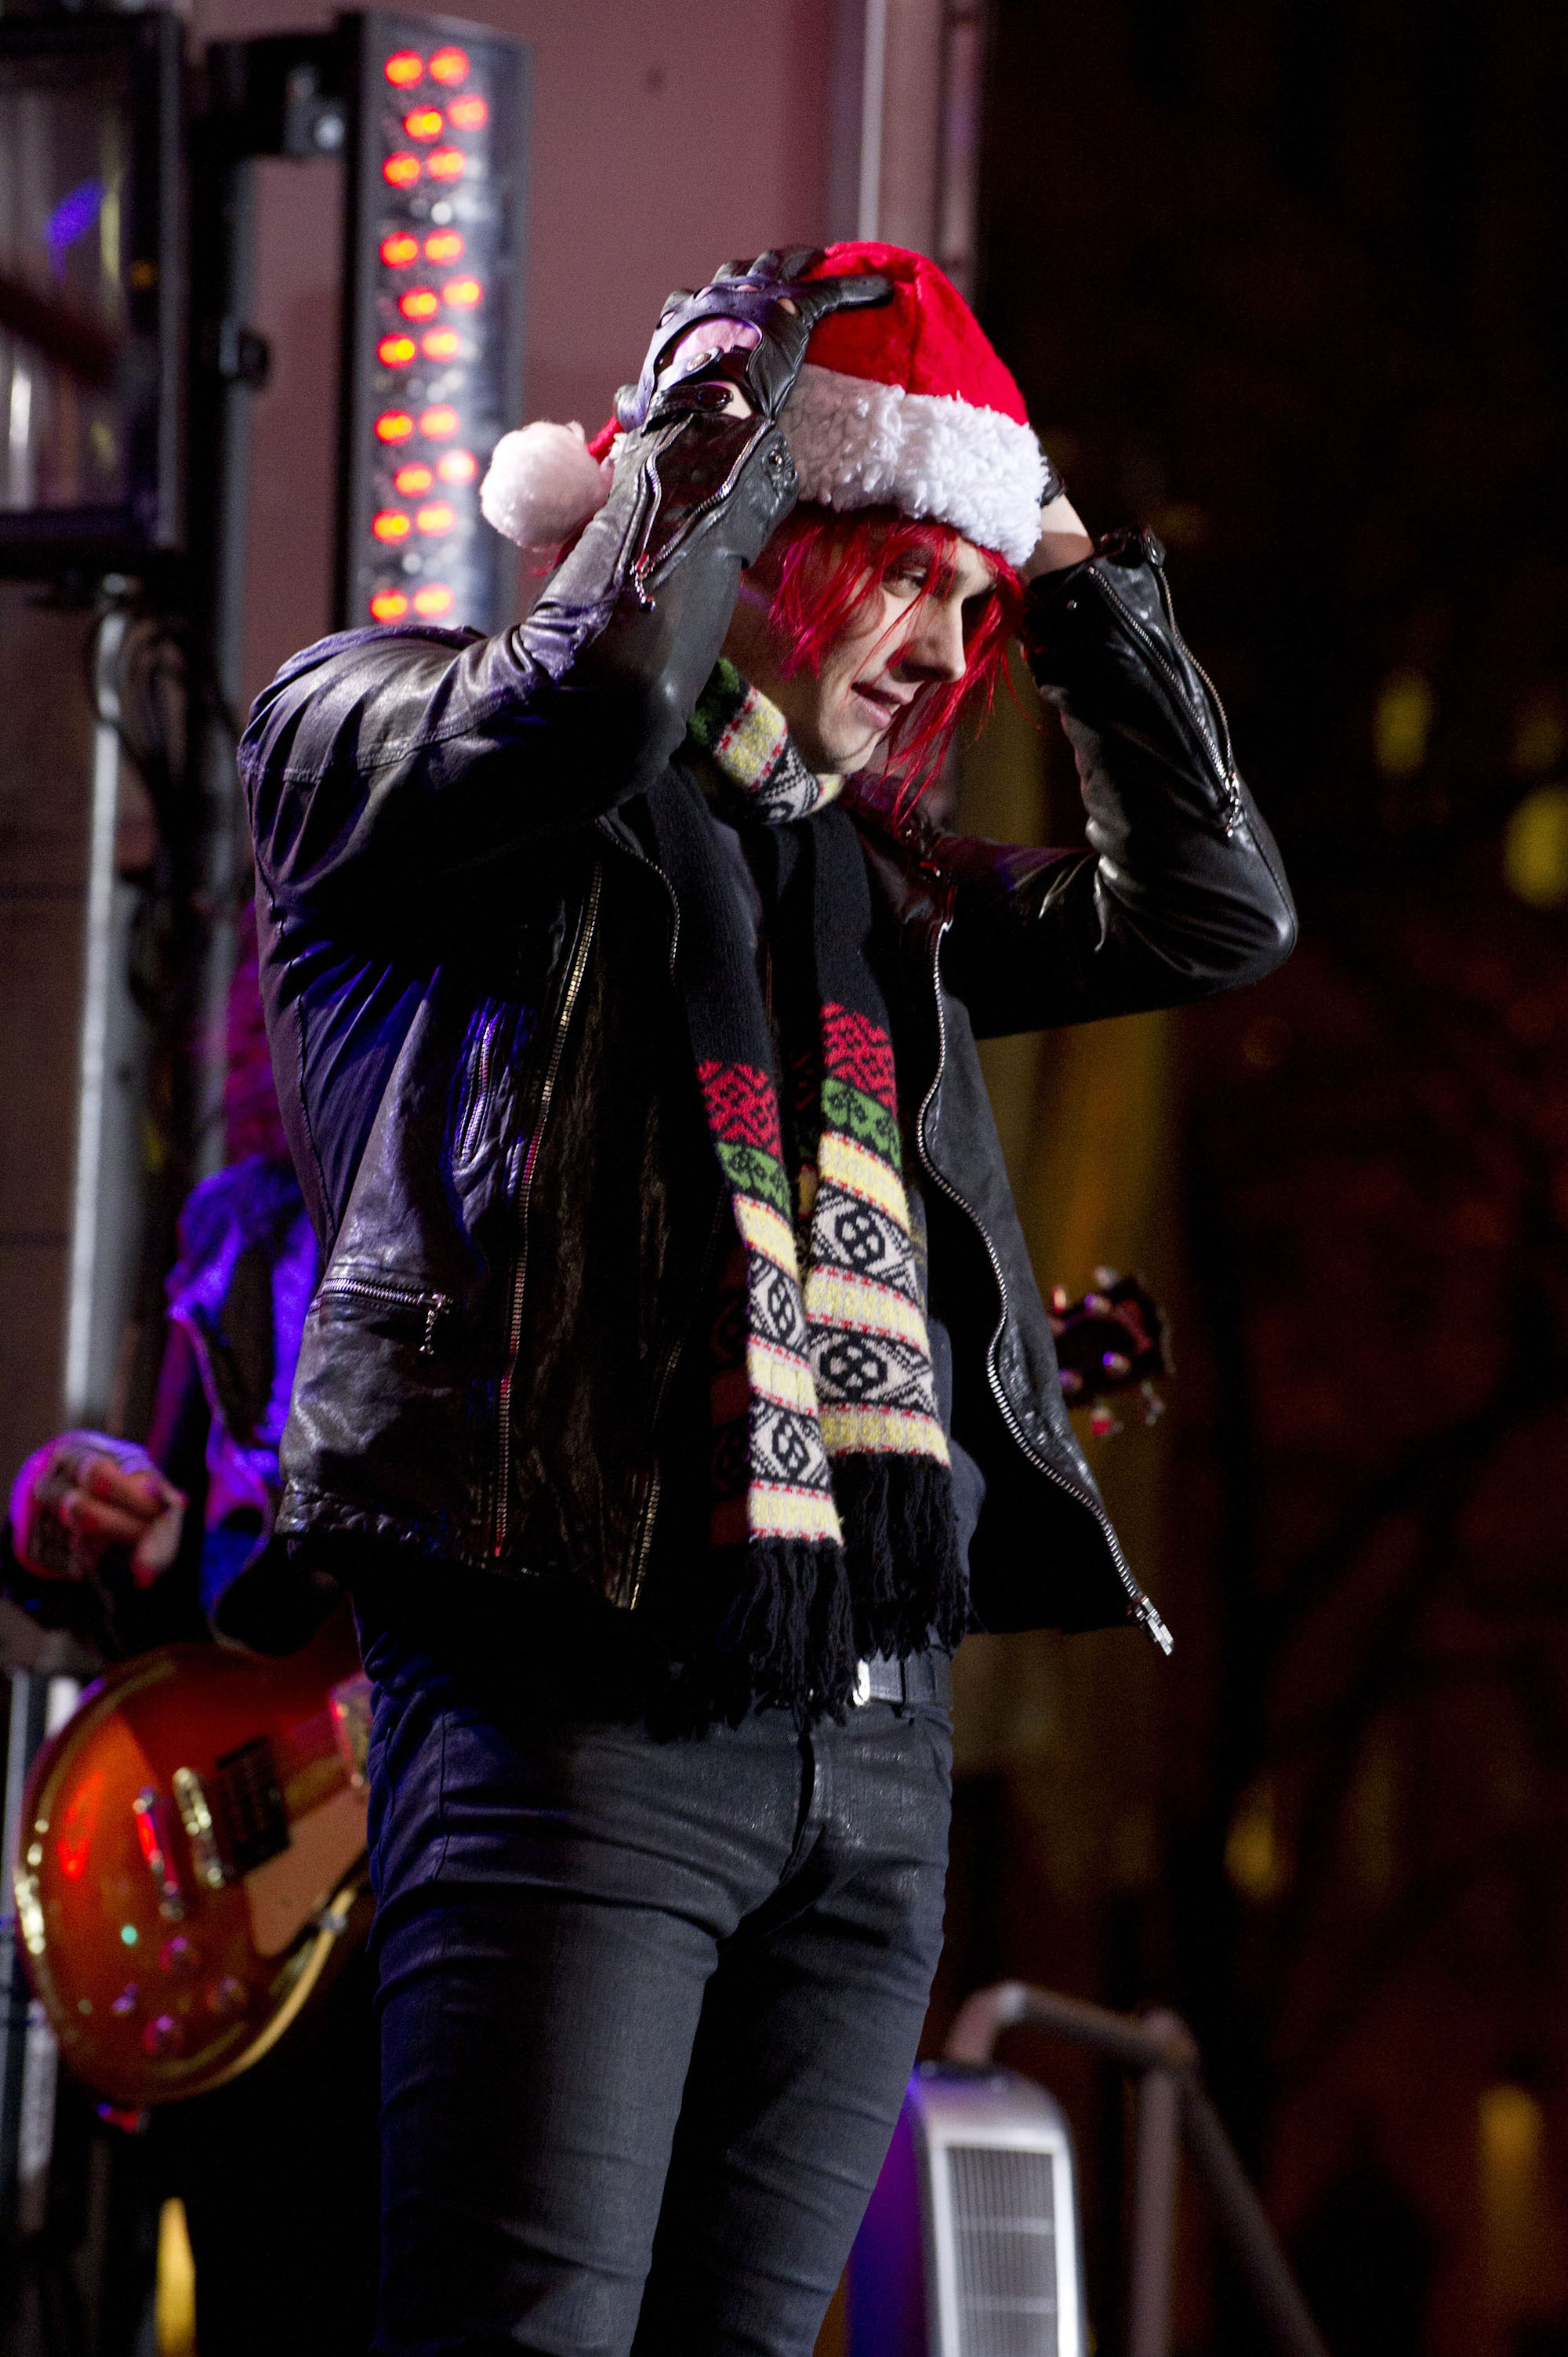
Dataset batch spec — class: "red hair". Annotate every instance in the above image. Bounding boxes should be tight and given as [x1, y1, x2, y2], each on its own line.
[764, 503, 1025, 806]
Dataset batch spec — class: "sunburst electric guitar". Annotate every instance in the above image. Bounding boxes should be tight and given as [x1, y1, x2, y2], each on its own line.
[13, 1605, 372, 2109]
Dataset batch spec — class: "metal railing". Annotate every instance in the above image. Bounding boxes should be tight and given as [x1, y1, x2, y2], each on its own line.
[945, 1982, 1330, 2357]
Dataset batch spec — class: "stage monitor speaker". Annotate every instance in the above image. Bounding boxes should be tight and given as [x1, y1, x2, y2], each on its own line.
[0, 9, 184, 573]
[848, 2061, 1087, 2357]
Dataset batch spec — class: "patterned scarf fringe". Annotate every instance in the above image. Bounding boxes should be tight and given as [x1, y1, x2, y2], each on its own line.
[673, 1458, 968, 1727]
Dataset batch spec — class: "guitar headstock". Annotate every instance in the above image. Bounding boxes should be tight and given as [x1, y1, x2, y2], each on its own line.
[1051, 1267, 1171, 1437]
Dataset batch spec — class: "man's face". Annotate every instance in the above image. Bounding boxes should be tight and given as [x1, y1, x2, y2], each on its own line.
[723, 529, 1000, 775]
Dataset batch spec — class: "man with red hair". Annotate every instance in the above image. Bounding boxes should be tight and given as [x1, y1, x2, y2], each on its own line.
[241, 243, 1294, 2355]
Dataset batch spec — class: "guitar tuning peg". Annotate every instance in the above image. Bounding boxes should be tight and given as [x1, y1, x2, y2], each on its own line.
[1101, 1351, 1131, 1380]
[1084, 1292, 1112, 1316]
[1140, 1381, 1165, 1425]
[1094, 1266, 1120, 1289]
[1051, 1286, 1069, 1314]
[1059, 1367, 1084, 1398]
[1090, 1403, 1123, 1439]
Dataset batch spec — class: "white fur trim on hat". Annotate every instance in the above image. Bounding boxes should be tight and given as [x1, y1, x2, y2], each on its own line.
[479, 420, 612, 554]
[781, 363, 1047, 567]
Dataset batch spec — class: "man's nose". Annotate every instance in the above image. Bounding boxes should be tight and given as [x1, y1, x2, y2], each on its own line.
[895, 597, 967, 685]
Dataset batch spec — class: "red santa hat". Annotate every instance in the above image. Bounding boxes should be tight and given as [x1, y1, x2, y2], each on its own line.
[480, 242, 1047, 569]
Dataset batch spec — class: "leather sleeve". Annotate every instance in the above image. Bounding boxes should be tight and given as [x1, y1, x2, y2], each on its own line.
[240, 402, 797, 920]
[937, 528, 1298, 1038]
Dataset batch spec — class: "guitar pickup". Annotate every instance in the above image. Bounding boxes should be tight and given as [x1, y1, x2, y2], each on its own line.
[132, 1789, 186, 1920]
[328, 1673, 373, 1790]
[172, 1767, 229, 1890]
[214, 1738, 290, 1875]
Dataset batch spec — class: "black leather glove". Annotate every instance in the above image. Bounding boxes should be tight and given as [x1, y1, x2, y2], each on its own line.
[520, 255, 893, 794]
[614, 246, 892, 434]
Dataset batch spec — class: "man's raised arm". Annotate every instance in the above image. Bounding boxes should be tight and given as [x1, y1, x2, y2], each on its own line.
[241, 252, 891, 918]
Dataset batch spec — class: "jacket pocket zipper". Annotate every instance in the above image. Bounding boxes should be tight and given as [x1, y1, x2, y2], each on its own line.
[454, 1011, 499, 1165]
[915, 920, 1172, 1653]
[316, 1276, 454, 1358]
[492, 857, 604, 1560]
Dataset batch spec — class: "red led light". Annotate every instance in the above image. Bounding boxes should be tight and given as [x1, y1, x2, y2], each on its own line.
[380, 232, 419, 267]
[371, 589, 410, 619]
[448, 95, 488, 129]
[383, 152, 421, 189]
[423, 230, 464, 263]
[384, 50, 423, 87]
[372, 510, 412, 542]
[437, 449, 477, 484]
[426, 148, 466, 182]
[394, 462, 434, 495]
[444, 276, 483, 310]
[414, 583, 455, 615]
[422, 328, 461, 361]
[378, 334, 417, 366]
[376, 410, 415, 443]
[416, 501, 456, 534]
[419, 405, 459, 438]
[399, 287, 440, 321]
[429, 47, 469, 84]
[405, 106, 444, 141]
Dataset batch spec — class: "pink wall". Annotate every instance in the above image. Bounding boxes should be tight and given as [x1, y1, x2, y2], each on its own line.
[185, 0, 840, 706]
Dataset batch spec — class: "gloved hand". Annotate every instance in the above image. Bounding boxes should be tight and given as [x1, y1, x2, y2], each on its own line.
[614, 247, 892, 434]
[9, 1431, 185, 1585]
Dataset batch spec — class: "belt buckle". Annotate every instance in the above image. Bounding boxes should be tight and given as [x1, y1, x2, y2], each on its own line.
[852, 1658, 873, 1707]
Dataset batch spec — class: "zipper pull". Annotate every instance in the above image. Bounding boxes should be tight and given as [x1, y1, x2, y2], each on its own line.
[1134, 1593, 1174, 1654]
[422, 1302, 444, 1356]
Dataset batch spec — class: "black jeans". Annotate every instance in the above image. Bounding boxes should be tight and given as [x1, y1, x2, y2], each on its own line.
[358, 1592, 952, 2357]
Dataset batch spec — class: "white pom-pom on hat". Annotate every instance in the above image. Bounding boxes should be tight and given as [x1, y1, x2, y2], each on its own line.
[479, 420, 613, 555]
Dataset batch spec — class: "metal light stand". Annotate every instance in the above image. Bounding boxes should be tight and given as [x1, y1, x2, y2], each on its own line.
[945, 1981, 1331, 2357]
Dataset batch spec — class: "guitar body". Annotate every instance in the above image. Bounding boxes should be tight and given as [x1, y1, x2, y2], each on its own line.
[13, 1608, 373, 2108]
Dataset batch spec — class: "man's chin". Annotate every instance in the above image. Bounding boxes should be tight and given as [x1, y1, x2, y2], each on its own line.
[817, 721, 887, 776]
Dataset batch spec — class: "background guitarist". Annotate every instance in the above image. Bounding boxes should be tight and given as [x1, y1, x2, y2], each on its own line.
[1, 910, 379, 2357]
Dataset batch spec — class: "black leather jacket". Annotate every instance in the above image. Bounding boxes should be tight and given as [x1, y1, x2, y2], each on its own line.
[241, 395, 1294, 1655]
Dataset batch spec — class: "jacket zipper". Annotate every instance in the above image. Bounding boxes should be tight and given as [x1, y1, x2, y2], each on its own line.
[1089, 561, 1244, 836]
[491, 858, 603, 1559]
[625, 1189, 728, 1608]
[915, 914, 1173, 1654]
[317, 1274, 453, 1357]
[594, 815, 687, 1603]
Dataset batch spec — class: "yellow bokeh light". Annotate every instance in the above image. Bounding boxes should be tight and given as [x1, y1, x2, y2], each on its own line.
[155, 2198, 196, 2355]
[1504, 785, 1568, 908]
[1373, 669, 1433, 777]
[1225, 1779, 1289, 1902]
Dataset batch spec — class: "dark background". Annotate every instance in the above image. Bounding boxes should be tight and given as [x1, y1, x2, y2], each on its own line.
[6, 2, 1568, 2350]
[928, 4, 1568, 2352]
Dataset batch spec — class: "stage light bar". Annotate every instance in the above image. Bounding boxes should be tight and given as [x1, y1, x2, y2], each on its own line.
[339, 12, 528, 635]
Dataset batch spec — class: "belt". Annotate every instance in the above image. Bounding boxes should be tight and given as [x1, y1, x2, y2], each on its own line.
[852, 1650, 951, 1708]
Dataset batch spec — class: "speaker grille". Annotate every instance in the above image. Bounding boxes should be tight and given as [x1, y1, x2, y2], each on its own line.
[944, 2142, 1060, 2357]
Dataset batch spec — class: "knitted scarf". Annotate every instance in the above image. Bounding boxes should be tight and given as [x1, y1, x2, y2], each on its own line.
[648, 659, 967, 1719]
